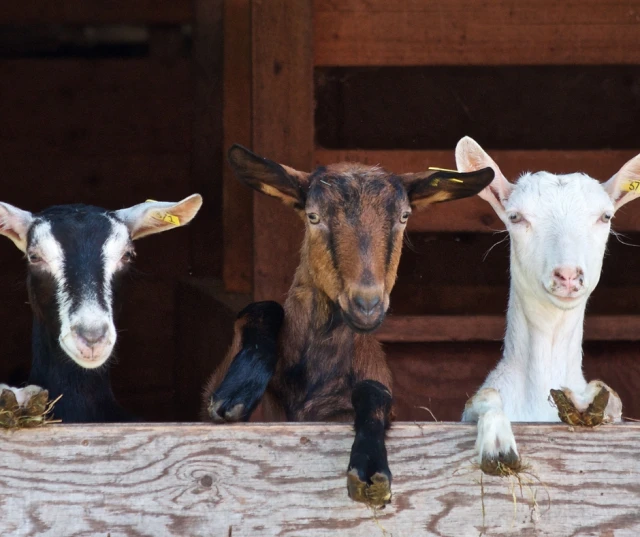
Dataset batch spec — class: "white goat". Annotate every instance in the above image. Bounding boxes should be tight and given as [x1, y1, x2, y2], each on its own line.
[457, 136, 638, 471]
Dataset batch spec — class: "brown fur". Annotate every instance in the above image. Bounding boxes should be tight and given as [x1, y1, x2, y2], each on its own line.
[205, 146, 494, 423]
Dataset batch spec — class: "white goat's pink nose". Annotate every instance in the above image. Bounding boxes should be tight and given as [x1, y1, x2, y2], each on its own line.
[552, 266, 584, 291]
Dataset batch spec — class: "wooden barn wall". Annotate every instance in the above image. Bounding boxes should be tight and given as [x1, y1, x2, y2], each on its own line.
[0, 2, 225, 421]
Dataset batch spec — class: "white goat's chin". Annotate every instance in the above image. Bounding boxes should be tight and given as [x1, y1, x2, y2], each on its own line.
[544, 289, 586, 310]
[59, 333, 114, 369]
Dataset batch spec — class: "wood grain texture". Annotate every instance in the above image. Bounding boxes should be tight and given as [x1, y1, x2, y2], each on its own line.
[376, 315, 640, 342]
[315, 149, 640, 232]
[1, 423, 640, 536]
[315, 0, 640, 66]
[0, 1, 192, 24]
[222, 0, 254, 293]
[252, 0, 314, 301]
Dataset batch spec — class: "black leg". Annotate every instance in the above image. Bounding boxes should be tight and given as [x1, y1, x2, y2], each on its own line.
[208, 301, 283, 422]
[347, 379, 393, 506]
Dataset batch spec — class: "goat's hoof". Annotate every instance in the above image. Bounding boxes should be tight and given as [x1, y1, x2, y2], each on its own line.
[550, 385, 611, 427]
[207, 397, 246, 423]
[347, 469, 392, 507]
[480, 448, 522, 476]
[0, 386, 49, 428]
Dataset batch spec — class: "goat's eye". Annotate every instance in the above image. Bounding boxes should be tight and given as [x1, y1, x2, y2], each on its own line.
[508, 212, 524, 224]
[600, 212, 613, 223]
[307, 213, 320, 225]
[27, 253, 41, 264]
[400, 211, 411, 224]
[121, 251, 135, 263]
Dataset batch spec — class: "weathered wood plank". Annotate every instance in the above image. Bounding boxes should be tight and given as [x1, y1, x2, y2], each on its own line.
[252, 0, 314, 301]
[315, 149, 640, 232]
[1, 423, 640, 536]
[0, 1, 193, 24]
[315, 0, 640, 66]
[222, 0, 253, 293]
[376, 315, 640, 342]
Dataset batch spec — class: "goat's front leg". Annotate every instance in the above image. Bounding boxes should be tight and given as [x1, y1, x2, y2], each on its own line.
[463, 388, 521, 475]
[347, 379, 393, 506]
[202, 301, 283, 423]
[551, 380, 623, 426]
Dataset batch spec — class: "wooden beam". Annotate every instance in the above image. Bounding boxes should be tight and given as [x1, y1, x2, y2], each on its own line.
[252, 0, 314, 301]
[315, 149, 640, 232]
[191, 0, 223, 278]
[376, 315, 640, 342]
[222, 0, 253, 293]
[2, 423, 640, 535]
[0, 1, 193, 24]
[315, 0, 640, 66]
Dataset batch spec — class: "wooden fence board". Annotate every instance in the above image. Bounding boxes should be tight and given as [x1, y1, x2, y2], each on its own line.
[1, 422, 639, 536]
[190, 0, 224, 278]
[315, 0, 640, 66]
[222, 0, 254, 293]
[0, 60, 191, 157]
[0, 1, 193, 24]
[252, 0, 314, 301]
[376, 315, 640, 342]
[316, 149, 640, 232]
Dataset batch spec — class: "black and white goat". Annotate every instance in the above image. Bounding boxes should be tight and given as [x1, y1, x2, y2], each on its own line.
[0, 195, 202, 422]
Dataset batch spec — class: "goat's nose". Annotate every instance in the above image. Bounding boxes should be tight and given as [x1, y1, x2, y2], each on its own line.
[353, 294, 381, 316]
[74, 324, 108, 347]
[552, 266, 584, 290]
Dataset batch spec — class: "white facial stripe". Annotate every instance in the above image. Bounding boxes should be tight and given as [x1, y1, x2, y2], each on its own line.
[29, 218, 123, 369]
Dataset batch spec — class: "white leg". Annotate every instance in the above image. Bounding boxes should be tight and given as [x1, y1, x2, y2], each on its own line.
[463, 388, 520, 473]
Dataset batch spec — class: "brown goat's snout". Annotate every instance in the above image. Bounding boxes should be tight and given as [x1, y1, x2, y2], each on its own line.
[343, 288, 386, 333]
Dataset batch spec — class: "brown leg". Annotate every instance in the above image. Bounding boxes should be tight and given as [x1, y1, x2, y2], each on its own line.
[202, 301, 283, 422]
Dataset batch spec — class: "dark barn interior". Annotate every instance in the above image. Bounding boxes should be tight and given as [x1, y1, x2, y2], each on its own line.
[1, 1, 639, 423]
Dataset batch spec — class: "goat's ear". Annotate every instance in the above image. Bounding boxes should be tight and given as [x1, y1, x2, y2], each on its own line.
[0, 202, 34, 252]
[228, 144, 310, 209]
[455, 136, 513, 217]
[115, 194, 203, 240]
[603, 153, 640, 211]
[400, 167, 495, 210]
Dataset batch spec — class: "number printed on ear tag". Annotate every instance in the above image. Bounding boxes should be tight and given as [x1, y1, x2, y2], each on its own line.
[145, 199, 181, 225]
[622, 180, 640, 192]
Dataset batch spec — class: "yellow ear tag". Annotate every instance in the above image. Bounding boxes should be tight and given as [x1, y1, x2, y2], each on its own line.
[428, 166, 458, 173]
[622, 180, 640, 192]
[144, 199, 181, 226]
[428, 167, 464, 184]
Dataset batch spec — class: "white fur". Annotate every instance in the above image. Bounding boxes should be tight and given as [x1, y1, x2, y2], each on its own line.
[456, 137, 633, 466]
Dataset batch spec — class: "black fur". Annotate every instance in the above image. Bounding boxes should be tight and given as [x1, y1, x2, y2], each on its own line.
[25, 204, 134, 422]
[348, 380, 393, 486]
[210, 301, 284, 421]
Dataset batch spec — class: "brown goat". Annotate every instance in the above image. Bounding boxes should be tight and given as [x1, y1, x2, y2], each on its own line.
[203, 145, 494, 505]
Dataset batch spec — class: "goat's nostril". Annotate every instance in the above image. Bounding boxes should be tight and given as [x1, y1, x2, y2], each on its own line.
[353, 295, 381, 315]
[74, 324, 108, 347]
[552, 266, 585, 288]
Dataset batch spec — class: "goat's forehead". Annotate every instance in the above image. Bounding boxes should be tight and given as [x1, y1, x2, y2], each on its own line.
[307, 164, 406, 210]
[509, 172, 611, 211]
[28, 209, 128, 251]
